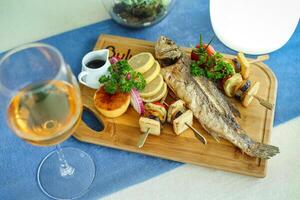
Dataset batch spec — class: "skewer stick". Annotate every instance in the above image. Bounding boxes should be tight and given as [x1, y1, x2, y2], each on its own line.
[185, 123, 207, 145]
[248, 55, 269, 64]
[247, 54, 272, 110]
[253, 95, 274, 110]
[137, 128, 150, 148]
[163, 101, 207, 145]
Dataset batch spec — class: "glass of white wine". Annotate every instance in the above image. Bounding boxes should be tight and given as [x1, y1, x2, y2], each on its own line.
[0, 43, 95, 200]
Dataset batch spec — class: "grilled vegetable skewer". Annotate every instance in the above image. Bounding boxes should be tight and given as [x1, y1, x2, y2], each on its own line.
[235, 81, 273, 110]
[221, 54, 273, 109]
[137, 103, 167, 148]
[167, 100, 207, 144]
[137, 117, 161, 148]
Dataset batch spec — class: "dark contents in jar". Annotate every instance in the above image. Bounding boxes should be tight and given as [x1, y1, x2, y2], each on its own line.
[113, 1, 167, 26]
[87, 59, 106, 69]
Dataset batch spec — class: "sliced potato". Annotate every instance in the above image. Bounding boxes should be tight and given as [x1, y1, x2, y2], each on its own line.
[173, 110, 193, 135]
[237, 52, 250, 79]
[139, 117, 161, 136]
[223, 73, 243, 97]
[167, 100, 185, 123]
[242, 82, 260, 107]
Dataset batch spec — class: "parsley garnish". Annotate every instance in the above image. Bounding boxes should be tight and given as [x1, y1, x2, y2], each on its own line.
[190, 35, 234, 81]
[99, 60, 146, 94]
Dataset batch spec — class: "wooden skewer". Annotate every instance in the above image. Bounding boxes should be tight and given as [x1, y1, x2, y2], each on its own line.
[253, 95, 274, 110]
[248, 55, 269, 64]
[137, 128, 150, 148]
[248, 55, 273, 110]
[185, 123, 207, 145]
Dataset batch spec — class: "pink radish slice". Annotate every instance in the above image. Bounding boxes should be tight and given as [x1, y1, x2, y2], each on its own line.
[130, 88, 144, 115]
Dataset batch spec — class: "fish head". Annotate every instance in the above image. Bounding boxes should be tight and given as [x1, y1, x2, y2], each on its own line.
[155, 36, 182, 67]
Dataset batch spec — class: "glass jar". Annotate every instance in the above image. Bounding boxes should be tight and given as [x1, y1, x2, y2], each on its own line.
[102, 0, 176, 28]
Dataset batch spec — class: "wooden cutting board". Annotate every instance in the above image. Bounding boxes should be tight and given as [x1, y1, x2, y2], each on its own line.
[73, 34, 277, 177]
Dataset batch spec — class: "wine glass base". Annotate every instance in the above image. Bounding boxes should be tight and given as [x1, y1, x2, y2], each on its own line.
[37, 147, 95, 200]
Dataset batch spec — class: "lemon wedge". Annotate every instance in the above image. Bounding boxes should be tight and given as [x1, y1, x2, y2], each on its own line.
[142, 61, 161, 84]
[142, 83, 167, 103]
[139, 74, 164, 98]
[128, 52, 155, 74]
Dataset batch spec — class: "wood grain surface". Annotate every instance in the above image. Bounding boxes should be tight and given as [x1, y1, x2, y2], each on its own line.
[73, 34, 277, 177]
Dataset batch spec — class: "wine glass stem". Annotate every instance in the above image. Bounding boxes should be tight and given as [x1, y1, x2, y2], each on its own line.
[56, 144, 75, 177]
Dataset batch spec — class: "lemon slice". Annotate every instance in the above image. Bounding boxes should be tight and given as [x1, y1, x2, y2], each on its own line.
[142, 83, 167, 103]
[140, 74, 164, 98]
[128, 52, 155, 74]
[143, 61, 161, 84]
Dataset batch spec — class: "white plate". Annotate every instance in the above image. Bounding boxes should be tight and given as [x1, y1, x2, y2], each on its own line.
[210, 0, 299, 55]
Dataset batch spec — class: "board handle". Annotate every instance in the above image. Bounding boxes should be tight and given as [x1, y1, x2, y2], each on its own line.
[74, 104, 105, 136]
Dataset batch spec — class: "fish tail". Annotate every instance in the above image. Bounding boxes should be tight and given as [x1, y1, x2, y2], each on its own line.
[248, 142, 279, 159]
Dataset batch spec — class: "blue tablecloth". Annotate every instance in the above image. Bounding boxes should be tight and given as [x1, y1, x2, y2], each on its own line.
[1, 0, 299, 199]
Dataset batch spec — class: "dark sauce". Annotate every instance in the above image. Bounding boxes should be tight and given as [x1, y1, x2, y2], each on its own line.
[86, 59, 106, 69]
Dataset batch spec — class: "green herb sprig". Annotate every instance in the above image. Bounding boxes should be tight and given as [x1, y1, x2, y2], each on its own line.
[99, 60, 146, 94]
[190, 35, 234, 81]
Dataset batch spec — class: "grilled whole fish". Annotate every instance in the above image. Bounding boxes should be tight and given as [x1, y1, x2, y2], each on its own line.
[155, 36, 279, 159]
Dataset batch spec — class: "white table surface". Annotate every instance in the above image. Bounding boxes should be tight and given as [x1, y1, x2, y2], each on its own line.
[1, 1, 299, 200]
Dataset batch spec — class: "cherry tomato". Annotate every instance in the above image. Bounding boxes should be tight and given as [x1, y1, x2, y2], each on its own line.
[192, 43, 215, 60]
[203, 44, 216, 56]
[191, 50, 199, 61]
